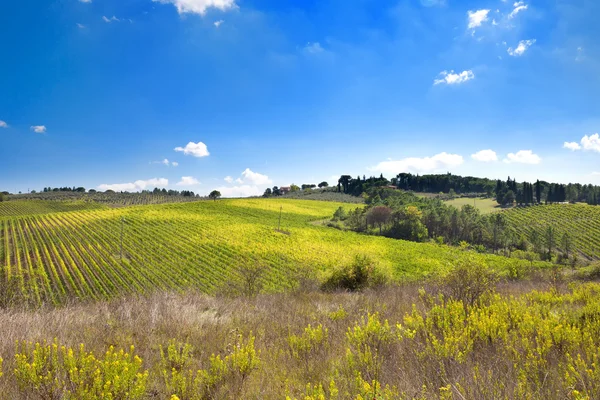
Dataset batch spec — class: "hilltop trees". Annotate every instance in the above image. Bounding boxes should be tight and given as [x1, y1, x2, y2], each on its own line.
[209, 190, 222, 201]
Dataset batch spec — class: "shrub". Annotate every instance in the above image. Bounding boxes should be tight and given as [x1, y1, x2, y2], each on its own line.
[160, 334, 260, 399]
[14, 339, 148, 400]
[439, 257, 498, 307]
[321, 255, 387, 292]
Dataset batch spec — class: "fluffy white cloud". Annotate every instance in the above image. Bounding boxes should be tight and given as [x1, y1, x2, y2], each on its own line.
[564, 134, 600, 153]
[0, 120, 7, 128]
[508, 39, 536, 56]
[467, 9, 490, 29]
[509, 1, 528, 18]
[370, 152, 464, 175]
[152, 0, 236, 15]
[471, 149, 498, 162]
[31, 125, 46, 133]
[239, 168, 272, 185]
[171, 161, 179, 167]
[503, 150, 541, 164]
[434, 70, 475, 85]
[224, 176, 234, 183]
[214, 19, 224, 27]
[174, 141, 210, 158]
[214, 185, 263, 198]
[303, 42, 324, 54]
[563, 142, 582, 151]
[177, 176, 200, 186]
[581, 133, 600, 152]
[98, 178, 168, 192]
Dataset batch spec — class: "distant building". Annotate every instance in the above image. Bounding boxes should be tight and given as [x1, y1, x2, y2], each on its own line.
[280, 187, 291, 195]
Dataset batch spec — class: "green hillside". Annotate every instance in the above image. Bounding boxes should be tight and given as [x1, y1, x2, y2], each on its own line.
[1, 198, 545, 306]
[503, 203, 600, 260]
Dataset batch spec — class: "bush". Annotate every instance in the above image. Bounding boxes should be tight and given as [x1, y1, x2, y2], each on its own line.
[439, 257, 498, 307]
[14, 340, 148, 399]
[321, 255, 388, 292]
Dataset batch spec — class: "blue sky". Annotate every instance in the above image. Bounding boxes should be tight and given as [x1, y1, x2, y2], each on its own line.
[1, 0, 599, 196]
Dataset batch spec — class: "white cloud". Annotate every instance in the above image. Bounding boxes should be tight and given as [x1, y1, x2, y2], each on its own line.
[467, 9, 490, 29]
[503, 150, 541, 164]
[303, 42, 324, 54]
[214, 20, 224, 27]
[0, 120, 7, 128]
[79, 0, 92, 2]
[76, 23, 86, 29]
[471, 149, 498, 162]
[224, 176, 234, 183]
[565, 134, 600, 153]
[434, 70, 475, 85]
[563, 142, 581, 151]
[239, 168, 272, 185]
[214, 185, 263, 198]
[98, 178, 168, 192]
[152, 158, 178, 166]
[508, 39, 536, 56]
[102, 16, 120, 23]
[370, 152, 464, 175]
[152, 0, 236, 15]
[592, 172, 600, 176]
[31, 125, 46, 134]
[177, 176, 200, 186]
[581, 133, 600, 152]
[174, 141, 210, 158]
[508, 1, 528, 18]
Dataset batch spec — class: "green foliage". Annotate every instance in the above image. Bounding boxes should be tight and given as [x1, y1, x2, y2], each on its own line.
[439, 257, 499, 306]
[332, 206, 347, 221]
[504, 204, 600, 261]
[208, 190, 221, 201]
[160, 334, 260, 400]
[14, 339, 148, 399]
[322, 256, 387, 292]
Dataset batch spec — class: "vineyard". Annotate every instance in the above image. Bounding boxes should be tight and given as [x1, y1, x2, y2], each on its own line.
[5, 191, 203, 207]
[503, 204, 600, 260]
[1, 198, 546, 306]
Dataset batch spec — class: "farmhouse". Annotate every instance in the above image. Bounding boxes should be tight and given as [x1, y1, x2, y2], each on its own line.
[280, 186, 291, 195]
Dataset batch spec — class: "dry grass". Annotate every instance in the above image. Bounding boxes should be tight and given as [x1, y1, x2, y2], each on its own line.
[0, 276, 588, 399]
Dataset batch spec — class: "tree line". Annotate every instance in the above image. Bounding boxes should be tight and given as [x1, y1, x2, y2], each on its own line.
[332, 187, 579, 263]
[332, 172, 600, 206]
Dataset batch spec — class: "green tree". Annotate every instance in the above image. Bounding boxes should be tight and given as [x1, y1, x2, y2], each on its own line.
[263, 188, 272, 197]
[318, 181, 328, 188]
[209, 190, 222, 201]
[332, 206, 347, 221]
[290, 184, 300, 192]
[367, 206, 392, 234]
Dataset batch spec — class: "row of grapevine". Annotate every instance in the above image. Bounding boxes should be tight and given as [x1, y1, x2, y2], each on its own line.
[1, 198, 548, 306]
[503, 204, 600, 260]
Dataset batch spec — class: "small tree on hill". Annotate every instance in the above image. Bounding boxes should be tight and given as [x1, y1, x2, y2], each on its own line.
[318, 181, 328, 188]
[209, 190, 221, 201]
[367, 206, 392, 234]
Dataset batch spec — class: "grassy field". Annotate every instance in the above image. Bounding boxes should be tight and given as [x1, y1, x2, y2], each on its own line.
[2, 279, 600, 398]
[444, 197, 501, 214]
[503, 203, 600, 260]
[0, 198, 543, 306]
